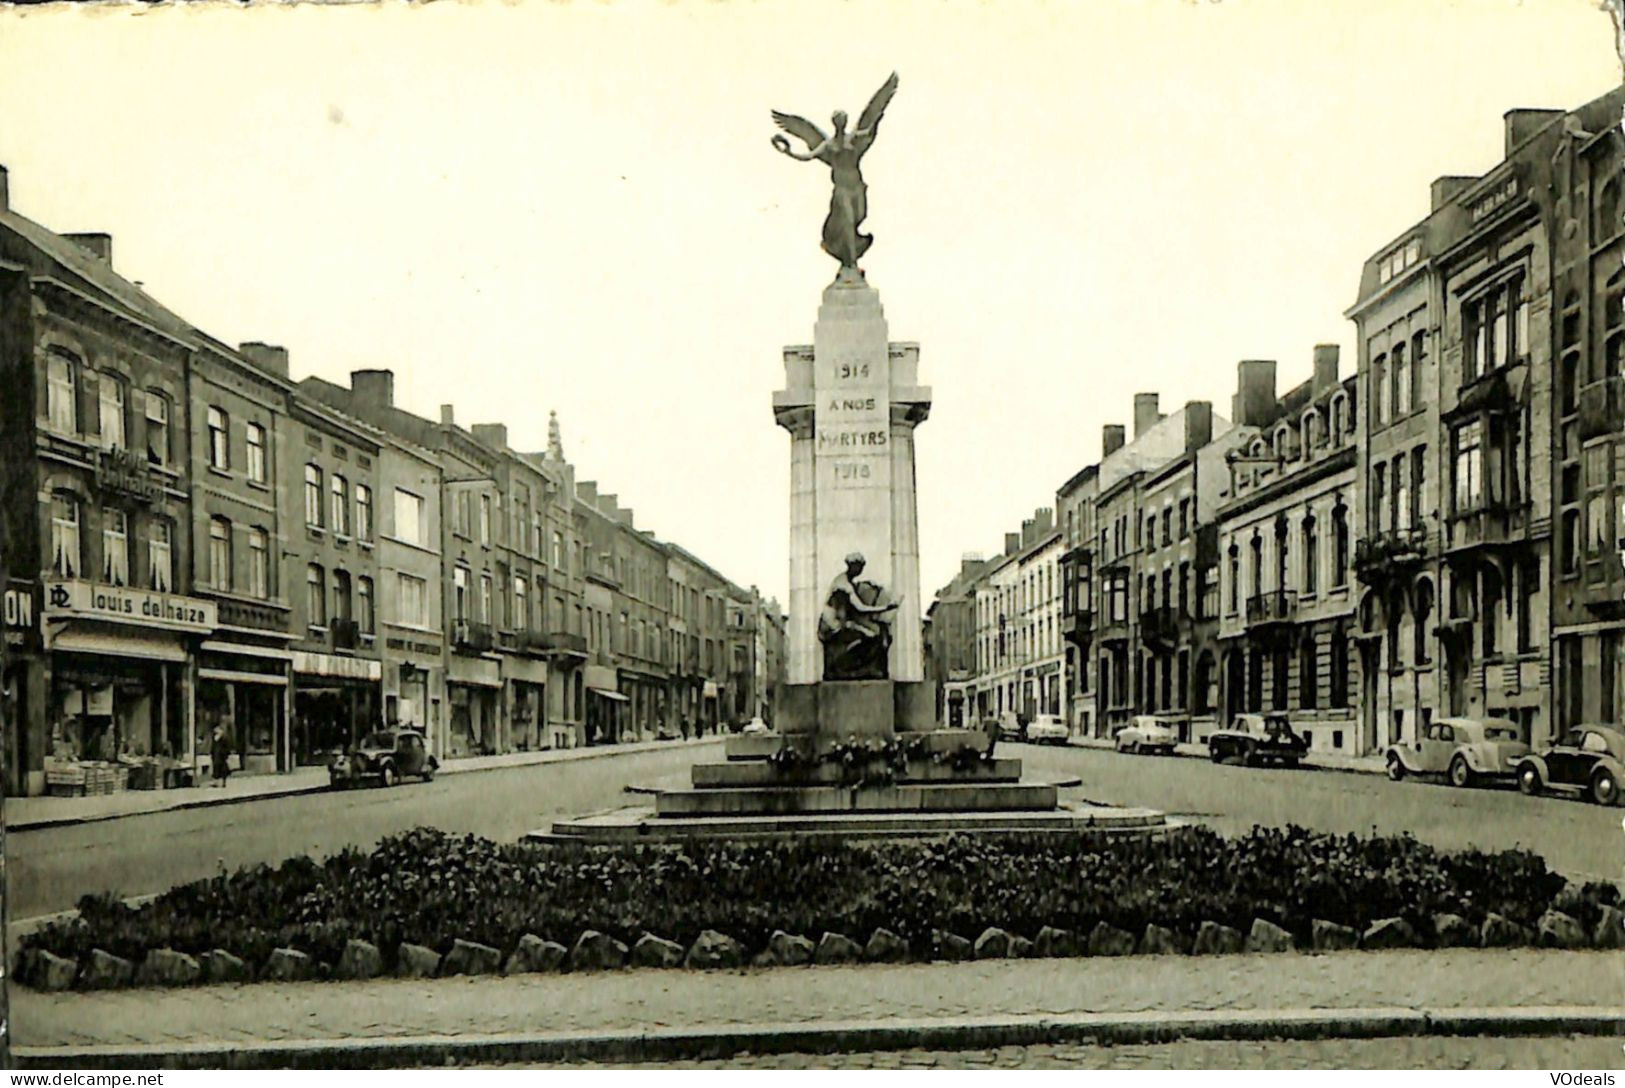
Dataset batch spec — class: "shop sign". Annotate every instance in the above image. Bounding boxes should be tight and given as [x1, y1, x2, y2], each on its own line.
[291, 650, 381, 682]
[4, 584, 36, 629]
[44, 580, 216, 633]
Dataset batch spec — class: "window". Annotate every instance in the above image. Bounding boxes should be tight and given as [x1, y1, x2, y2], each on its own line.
[148, 520, 172, 591]
[1228, 544, 1240, 611]
[248, 527, 269, 598]
[1330, 625, 1350, 708]
[1563, 510, 1582, 575]
[93, 376, 127, 451]
[1411, 332, 1426, 409]
[357, 576, 374, 634]
[1453, 421, 1484, 513]
[1160, 510, 1172, 547]
[480, 573, 493, 623]
[1332, 506, 1349, 588]
[306, 564, 327, 627]
[1299, 635, 1318, 710]
[553, 530, 565, 570]
[1371, 353, 1387, 426]
[356, 484, 373, 542]
[1410, 447, 1426, 531]
[102, 509, 129, 585]
[332, 570, 352, 624]
[399, 573, 429, 628]
[210, 517, 232, 590]
[207, 407, 230, 470]
[1394, 457, 1411, 532]
[479, 494, 492, 545]
[454, 567, 468, 622]
[1303, 516, 1319, 595]
[50, 493, 81, 577]
[1414, 580, 1434, 665]
[304, 464, 323, 527]
[1371, 466, 1386, 534]
[393, 489, 425, 546]
[246, 423, 267, 484]
[515, 575, 528, 631]
[331, 475, 350, 536]
[1586, 444, 1612, 559]
[47, 354, 77, 432]
[1391, 343, 1409, 417]
[145, 391, 169, 466]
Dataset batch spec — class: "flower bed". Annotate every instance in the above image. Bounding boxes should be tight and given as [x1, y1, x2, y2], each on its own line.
[17, 825, 1622, 989]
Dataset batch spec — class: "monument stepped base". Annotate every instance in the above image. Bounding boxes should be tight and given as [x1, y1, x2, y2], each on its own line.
[530, 801, 1175, 845]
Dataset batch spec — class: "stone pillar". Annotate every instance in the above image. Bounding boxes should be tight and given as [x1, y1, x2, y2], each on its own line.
[889, 401, 926, 682]
[781, 404, 819, 685]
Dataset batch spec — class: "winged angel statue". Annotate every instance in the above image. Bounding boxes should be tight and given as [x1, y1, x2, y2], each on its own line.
[771, 73, 899, 272]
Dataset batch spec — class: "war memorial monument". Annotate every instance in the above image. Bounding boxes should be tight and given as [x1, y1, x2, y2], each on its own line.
[540, 75, 1167, 842]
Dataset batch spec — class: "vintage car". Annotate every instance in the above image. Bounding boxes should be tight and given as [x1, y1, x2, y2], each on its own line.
[329, 728, 438, 788]
[1207, 712, 1309, 767]
[996, 711, 1027, 742]
[1027, 714, 1070, 745]
[1383, 717, 1528, 788]
[1513, 724, 1625, 806]
[1115, 715, 1178, 755]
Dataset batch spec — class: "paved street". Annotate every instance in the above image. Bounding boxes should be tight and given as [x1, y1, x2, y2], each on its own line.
[14, 948, 1623, 1051]
[8, 740, 721, 921]
[538, 1036, 1624, 1070]
[1016, 743, 1625, 884]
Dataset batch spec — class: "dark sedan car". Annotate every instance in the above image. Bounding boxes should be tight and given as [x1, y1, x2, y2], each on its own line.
[1513, 724, 1625, 806]
[329, 728, 438, 788]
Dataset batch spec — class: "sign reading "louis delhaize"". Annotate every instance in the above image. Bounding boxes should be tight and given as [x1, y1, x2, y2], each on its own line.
[44, 580, 217, 633]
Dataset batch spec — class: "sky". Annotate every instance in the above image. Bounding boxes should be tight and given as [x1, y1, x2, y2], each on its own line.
[0, 0, 1620, 608]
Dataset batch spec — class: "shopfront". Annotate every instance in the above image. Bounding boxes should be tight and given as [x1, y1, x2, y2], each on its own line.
[447, 653, 501, 757]
[41, 580, 216, 790]
[197, 642, 291, 776]
[383, 633, 444, 756]
[505, 656, 548, 752]
[291, 650, 382, 765]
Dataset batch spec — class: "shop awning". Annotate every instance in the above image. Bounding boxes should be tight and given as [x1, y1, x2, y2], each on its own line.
[200, 640, 293, 661]
[291, 650, 381, 682]
[198, 667, 289, 686]
[49, 627, 188, 663]
[589, 687, 630, 703]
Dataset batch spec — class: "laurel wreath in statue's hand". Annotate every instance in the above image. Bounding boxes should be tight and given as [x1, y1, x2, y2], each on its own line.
[771, 134, 792, 154]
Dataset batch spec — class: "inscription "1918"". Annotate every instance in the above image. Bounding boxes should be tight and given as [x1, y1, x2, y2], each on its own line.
[831, 462, 872, 481]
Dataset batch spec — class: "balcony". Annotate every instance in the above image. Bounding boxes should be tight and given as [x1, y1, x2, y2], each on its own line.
[1062, 608, 1095, 646]
[331, 618, 361, 651]
[93, 446, 160, 504]
[454, 621, 494, 652]
[1140, 605, 1187, 649]
[1097, 617, 1131, 645]
[214, 597, 291, 635]
[1446, 501, 1532, 556]
[1354, 528, 1429, 585]
[1244, 591, 1298, 631]
[1578, 376, 1625, 441]
[519, 628, 589, 658]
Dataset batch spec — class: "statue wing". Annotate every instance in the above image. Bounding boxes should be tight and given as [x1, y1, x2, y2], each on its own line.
[856, 72, 899, 134]
[771, 110, 828, 150]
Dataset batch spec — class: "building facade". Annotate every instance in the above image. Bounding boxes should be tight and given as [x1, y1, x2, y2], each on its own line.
[971, 510, 1063, 726]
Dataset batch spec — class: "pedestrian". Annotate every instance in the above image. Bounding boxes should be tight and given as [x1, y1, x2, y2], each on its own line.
[210, 723, 231, 788]
[680, 715, 691, 742]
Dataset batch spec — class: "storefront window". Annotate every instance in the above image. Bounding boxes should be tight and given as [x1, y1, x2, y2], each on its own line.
[51, 493, 81, 577]
[52, 661, 183, 764]
[102, 509, 129, 586]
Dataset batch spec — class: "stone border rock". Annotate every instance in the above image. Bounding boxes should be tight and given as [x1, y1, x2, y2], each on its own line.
[16, 907, 1622, 992]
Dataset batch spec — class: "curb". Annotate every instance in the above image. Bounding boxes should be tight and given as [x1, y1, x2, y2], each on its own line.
[14, 1005, 1623, 1069]
[1061, 739, 1384, 777]
[9, 738, 724, 833]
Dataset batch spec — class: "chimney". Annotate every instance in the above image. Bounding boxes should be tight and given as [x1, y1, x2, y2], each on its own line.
[1430, 176, 1477, 212]
[578, 481, 598, 504]
[600, 493, 619, 518]
[350, 368, 394, 407]
[547, 410, 565, 461]
[472, 423, 509, 450]
[1102, 424, 1126, 457]
[439, 404, 456, 426]
[1035, 507, 1053, 532]
[1004, 532, 1021, 555]
[0, 165, 9, 213]
[238, 342, 289, 377]
[65, 233, 112, 264]
[1133, 393, 1162, 439]
[1232, 360, 1277, 427]
[1504, 108, 1564, 156]
[1021, 518, 1037, 547]
[1312, 345, 1341, 393]
[616, 508, 635, 528]
[1183, 401, 1213, 452]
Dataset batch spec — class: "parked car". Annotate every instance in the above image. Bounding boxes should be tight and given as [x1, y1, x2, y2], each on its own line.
[1513, 724, 1625, 806]
[1115, 715, 1178, 755]
[1207, 712, 1309, 767]
[329, 728, 438, 788]
[740, 718, 771, 736]
[996, 711, 1026, 742]
[1027, 714, 1069, 745]
[1384, 717, 1528, 788]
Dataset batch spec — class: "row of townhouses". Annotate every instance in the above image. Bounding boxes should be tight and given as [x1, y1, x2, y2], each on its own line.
[0, 164, 785, 798]
[927, 88, 1625, 758]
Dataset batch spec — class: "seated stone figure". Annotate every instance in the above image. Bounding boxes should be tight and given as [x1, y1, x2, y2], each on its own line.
[818, 552, 899, 681]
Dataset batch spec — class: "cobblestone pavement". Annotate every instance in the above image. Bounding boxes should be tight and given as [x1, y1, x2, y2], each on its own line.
[14, 948, 1624, 1049]
[531, 1035, 1625, 1069]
